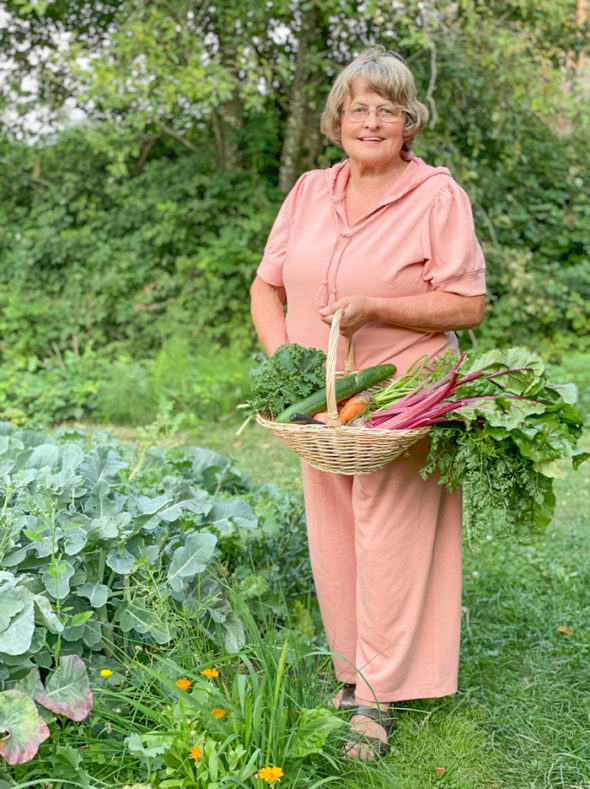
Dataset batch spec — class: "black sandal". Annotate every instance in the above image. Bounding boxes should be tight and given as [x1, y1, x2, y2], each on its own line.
[339, 683, 356, 711]
[343, 704, 396, 759]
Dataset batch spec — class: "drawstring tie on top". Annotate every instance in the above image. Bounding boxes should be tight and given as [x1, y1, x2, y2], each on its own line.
[316, 230, 352, 307]
[316, 280, 338, 308]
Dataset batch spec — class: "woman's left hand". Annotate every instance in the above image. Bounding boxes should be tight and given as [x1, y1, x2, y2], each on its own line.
[319, 296, 376, 337]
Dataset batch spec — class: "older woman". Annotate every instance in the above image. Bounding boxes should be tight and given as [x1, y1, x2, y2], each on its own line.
[250, 47, 486, 759]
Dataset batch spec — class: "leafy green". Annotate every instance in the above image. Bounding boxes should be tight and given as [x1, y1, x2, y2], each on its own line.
[246, 343, 327, 419]
[0, 689, 50, 766]
[421, 347, 589, 546]
[290, 707, 346, 758]
[0, 423, 263, 688]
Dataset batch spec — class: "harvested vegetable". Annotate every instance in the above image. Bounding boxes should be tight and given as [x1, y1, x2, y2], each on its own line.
[368, 352, 544, 430]
[274, 363, 395, 424]
[246, 343, 327, 419]
[288, 412, 325, 425]
[369, 347, 589, 545]
[338, 391, 373, 424]
[370, 354, 429, 411]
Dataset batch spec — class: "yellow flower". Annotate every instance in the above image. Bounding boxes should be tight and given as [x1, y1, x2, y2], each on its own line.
[189, 745, 202, 761]
[175, 678, 191, 691]
[258, 766, 284, 783]
[100, 669, 113, 679]
[201, 668, 219, 678]
[210, 708, 226, 719]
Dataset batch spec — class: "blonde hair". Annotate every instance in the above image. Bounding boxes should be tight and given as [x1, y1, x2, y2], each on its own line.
[320, 47, 429, 152]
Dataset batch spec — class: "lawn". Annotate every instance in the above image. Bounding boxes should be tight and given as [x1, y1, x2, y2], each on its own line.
[194, 418, 590, 788]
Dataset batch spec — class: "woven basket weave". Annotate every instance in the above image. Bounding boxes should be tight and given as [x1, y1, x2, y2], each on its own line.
[255, 309, 430, 474]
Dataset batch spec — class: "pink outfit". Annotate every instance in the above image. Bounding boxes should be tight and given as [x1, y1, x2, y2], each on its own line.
[256, 154, 486, 702]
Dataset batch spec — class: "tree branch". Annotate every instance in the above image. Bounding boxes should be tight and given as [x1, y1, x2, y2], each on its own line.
[425, 45, 438, 127]
[134, 134, 160, 176]
[156, 123, 198, 152]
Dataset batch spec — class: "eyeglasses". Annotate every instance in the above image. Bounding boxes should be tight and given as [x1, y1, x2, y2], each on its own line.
[341, 105, 405, 123]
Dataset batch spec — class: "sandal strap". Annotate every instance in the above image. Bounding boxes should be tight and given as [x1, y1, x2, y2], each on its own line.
[343, 730, 390, 758]
[352, 704, 396, 735]
[340, 683, 356, 711]
[344, 705, 396, 760]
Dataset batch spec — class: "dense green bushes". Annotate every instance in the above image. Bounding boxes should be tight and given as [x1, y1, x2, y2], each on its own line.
[1, 116, 589, 428]
[1, 116, 587, 377]
[417, 109, 590, 355]
[0, 338, 252, 428]
[0, 130, 280, 360]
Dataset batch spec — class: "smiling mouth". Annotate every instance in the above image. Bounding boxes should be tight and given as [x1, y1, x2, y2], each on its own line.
[358, 136, 383, 142]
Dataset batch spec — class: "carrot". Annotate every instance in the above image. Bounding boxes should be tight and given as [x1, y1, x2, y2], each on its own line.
[338, 391, 373, 424]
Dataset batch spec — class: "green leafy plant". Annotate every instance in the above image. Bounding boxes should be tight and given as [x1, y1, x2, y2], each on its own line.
[245, 344, 327, 419]
[418, 348, 589, 545]
[0, 654, 92, 765]
[0, 423, 259, 686]
[0, 420, 314, 705]
[78, 590, 344, 789]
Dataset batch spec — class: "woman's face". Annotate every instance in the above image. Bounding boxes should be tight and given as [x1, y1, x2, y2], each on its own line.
[340, 77, 406, 171]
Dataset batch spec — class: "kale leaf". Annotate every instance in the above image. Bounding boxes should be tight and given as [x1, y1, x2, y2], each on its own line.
[246, 343, 327, 419]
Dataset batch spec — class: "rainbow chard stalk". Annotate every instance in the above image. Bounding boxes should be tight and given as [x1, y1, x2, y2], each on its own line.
[368, 354, 539, 431]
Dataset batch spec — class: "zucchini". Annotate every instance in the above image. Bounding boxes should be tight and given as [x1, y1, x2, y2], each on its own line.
[275, 363, 395, 424]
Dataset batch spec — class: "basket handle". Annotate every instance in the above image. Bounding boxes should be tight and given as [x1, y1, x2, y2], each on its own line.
[326, 308, 355, 429]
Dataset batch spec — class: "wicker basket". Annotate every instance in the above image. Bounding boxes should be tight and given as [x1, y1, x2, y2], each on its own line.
[255, 309, 430, 474]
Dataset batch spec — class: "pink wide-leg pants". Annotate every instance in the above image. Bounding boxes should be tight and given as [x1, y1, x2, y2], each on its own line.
[301, 438, 463, 703]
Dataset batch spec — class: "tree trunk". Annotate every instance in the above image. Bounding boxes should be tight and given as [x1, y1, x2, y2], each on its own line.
[577, 0, 586, 69]
[278, 6, 328, 193]
[214, 97, 243, 169]
[212, 20, 244, 169]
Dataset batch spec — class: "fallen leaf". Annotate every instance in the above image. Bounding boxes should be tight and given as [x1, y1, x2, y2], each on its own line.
[556, 625, 573, 636]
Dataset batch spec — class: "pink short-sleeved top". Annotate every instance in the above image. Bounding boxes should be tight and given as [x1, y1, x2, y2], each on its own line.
[256, 154, 486, 374]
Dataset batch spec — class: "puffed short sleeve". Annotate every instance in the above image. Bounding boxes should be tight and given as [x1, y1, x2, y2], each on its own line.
[421, 179, 486, 296]
[256, 173, 308, 288]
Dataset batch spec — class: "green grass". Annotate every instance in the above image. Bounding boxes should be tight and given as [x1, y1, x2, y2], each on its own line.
[27, 417, 586, 788]
[457, 447, 590, 789]
[190, 420, 590, 788]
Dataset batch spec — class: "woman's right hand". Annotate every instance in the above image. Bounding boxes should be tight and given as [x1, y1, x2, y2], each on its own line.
[319, 295, 377, 337]
[322, 291, 486, 336]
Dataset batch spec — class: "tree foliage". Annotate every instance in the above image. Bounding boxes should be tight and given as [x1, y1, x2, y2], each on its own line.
[0, 0, 588, 366]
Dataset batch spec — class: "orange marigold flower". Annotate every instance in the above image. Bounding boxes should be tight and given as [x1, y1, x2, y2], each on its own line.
[175, 678, 191, 690]
[189, 745, 202, 761]
[258, 766, 284, 783]
[201, 668, 219, 678]
[210, 708, 226, 719]
[99, 669, 113, 679]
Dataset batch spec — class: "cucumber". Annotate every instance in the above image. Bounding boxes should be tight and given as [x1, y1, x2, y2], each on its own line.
[275, 363, 396, 424]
